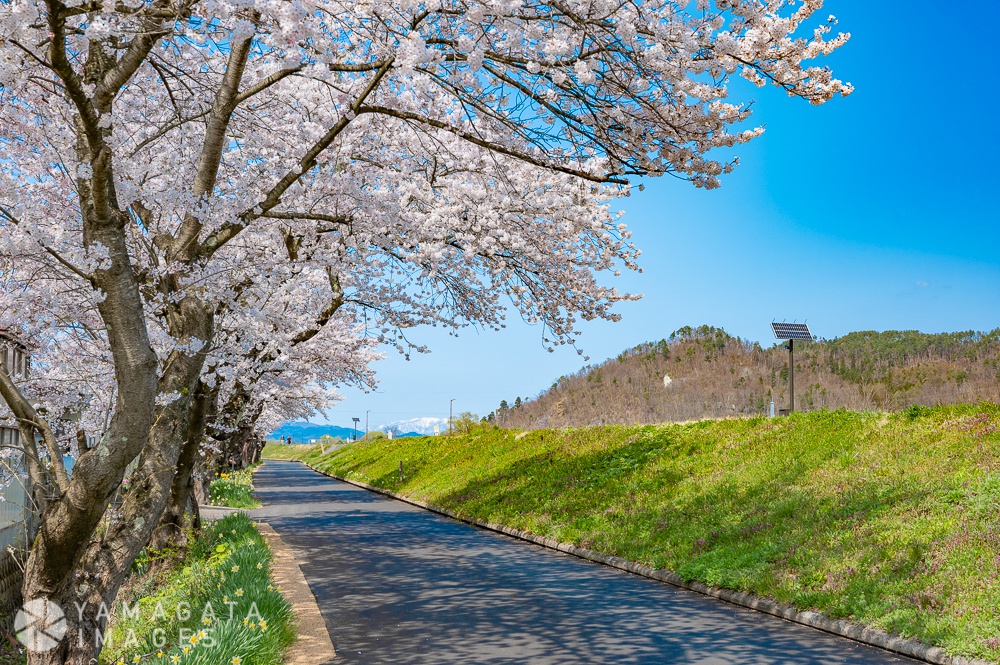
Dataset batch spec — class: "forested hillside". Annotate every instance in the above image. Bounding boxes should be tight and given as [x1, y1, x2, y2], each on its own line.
[499, 326, 1000, 428]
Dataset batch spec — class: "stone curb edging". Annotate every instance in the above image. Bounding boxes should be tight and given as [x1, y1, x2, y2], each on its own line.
[292, 460, 995, 665]
[197, 504, 249, 520]
[257, 522, 337, 665]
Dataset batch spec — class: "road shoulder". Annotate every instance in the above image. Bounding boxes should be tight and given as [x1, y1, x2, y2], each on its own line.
[257, 522, 336, 665]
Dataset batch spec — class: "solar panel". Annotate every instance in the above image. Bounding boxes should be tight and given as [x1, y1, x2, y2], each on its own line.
[771, 322, 813, 341]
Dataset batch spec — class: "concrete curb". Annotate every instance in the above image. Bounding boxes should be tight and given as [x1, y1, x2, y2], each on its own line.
[258, 522, 337, 664]
[197, 504, 250, 521]
[294, 460, 996, 665]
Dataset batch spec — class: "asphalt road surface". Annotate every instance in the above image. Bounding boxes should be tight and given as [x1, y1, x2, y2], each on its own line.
[253, 460, 921, 665]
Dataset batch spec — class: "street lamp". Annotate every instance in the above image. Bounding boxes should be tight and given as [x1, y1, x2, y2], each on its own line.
[352, 417, 360, 441]
[449, 398, 455, 436]
[366, 410, 370, 438]
[770, 322, 813, 414]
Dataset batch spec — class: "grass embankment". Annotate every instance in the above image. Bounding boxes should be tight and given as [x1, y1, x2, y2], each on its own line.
[264, 405, 1000, 662]
[209, 468, 261, 509]
[260, 444, 320, 461]
[102, 513, 294, 665]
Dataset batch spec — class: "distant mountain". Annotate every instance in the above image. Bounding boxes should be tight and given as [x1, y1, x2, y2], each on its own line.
[377, 417, 448, 436]
[500, 325, 1000, 429]
[268, 422, 357, 443]
[269, 421, 425, 442]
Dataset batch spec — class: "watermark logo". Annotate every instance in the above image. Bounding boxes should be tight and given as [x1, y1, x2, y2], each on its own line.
[15, 598, 66, 652]
[12, 597, 268, 653]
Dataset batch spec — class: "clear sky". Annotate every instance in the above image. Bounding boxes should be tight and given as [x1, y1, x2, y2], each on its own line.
[312, 0, 1000, 431]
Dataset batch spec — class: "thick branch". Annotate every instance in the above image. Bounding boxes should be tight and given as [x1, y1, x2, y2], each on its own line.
[202, 58, 395, 253]
[0, 361, 70, 494]
[262, 211, 350, 225]
[170, 31, 255, 262]
[92, 0, 174, 110]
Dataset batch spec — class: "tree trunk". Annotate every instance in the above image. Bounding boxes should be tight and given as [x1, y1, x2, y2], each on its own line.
[150, 382, 210, 551]
[19, 194, 161, 663]
[21, 295, 212, 664]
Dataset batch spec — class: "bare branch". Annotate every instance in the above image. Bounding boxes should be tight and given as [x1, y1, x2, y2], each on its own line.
[356, 105, 627, 184]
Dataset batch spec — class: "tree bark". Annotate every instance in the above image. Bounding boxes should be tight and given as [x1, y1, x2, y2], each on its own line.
[150, 381, 210, 551]
[21, 294, 211, 664]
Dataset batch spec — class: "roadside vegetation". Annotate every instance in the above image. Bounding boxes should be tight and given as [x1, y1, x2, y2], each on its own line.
[208, 467, 262, 509]
[498, 326, 1000, 428]
[261, 444, 321, 461]
[102, 513, 294, 665]
[266, 405, 1000, 662]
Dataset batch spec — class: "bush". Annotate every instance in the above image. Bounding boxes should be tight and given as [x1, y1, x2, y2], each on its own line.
[450, 411, 480, 435]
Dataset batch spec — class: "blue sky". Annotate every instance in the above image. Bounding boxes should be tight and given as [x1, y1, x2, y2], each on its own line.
[312, 0, 1000, 431]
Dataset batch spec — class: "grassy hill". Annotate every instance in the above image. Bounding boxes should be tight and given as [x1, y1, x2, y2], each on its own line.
[265, 404, 1000, 662]
[499, 326, 1000, 428]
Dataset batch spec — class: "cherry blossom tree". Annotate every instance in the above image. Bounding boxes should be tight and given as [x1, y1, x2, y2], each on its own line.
[0, 0, 850, 661]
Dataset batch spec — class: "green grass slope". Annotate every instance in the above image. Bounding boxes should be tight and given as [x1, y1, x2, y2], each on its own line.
[267, 405, 1000, 662]
[262, 443, 321, 460]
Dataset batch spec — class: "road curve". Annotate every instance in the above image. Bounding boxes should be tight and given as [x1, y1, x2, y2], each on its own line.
[253, 460, 920, 665]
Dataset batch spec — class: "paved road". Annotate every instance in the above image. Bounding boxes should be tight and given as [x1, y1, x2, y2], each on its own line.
[253, 460, 920, 665]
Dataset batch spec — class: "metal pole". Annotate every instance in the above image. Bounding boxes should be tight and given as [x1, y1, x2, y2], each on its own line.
[365, 410, 370, 437]
[788, 338, 795, 413]
[449, 399, 455, 435]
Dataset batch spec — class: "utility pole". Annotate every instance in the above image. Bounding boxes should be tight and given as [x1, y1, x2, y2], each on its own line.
[365, 410, 370, 437]
[449, 398, 455, 435]
[788, 339, 795, 413]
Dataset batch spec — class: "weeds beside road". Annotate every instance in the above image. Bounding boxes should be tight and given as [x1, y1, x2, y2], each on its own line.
[102, 513, 294, 665]
[265, 404, 1000, 662]
[209, 468, 262, 509]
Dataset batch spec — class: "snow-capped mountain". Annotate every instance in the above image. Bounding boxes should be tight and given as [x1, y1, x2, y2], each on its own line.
[378, 417, 448, 436]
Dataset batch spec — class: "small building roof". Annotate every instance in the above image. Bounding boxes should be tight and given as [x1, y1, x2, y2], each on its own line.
[0, 329, 27, 350]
